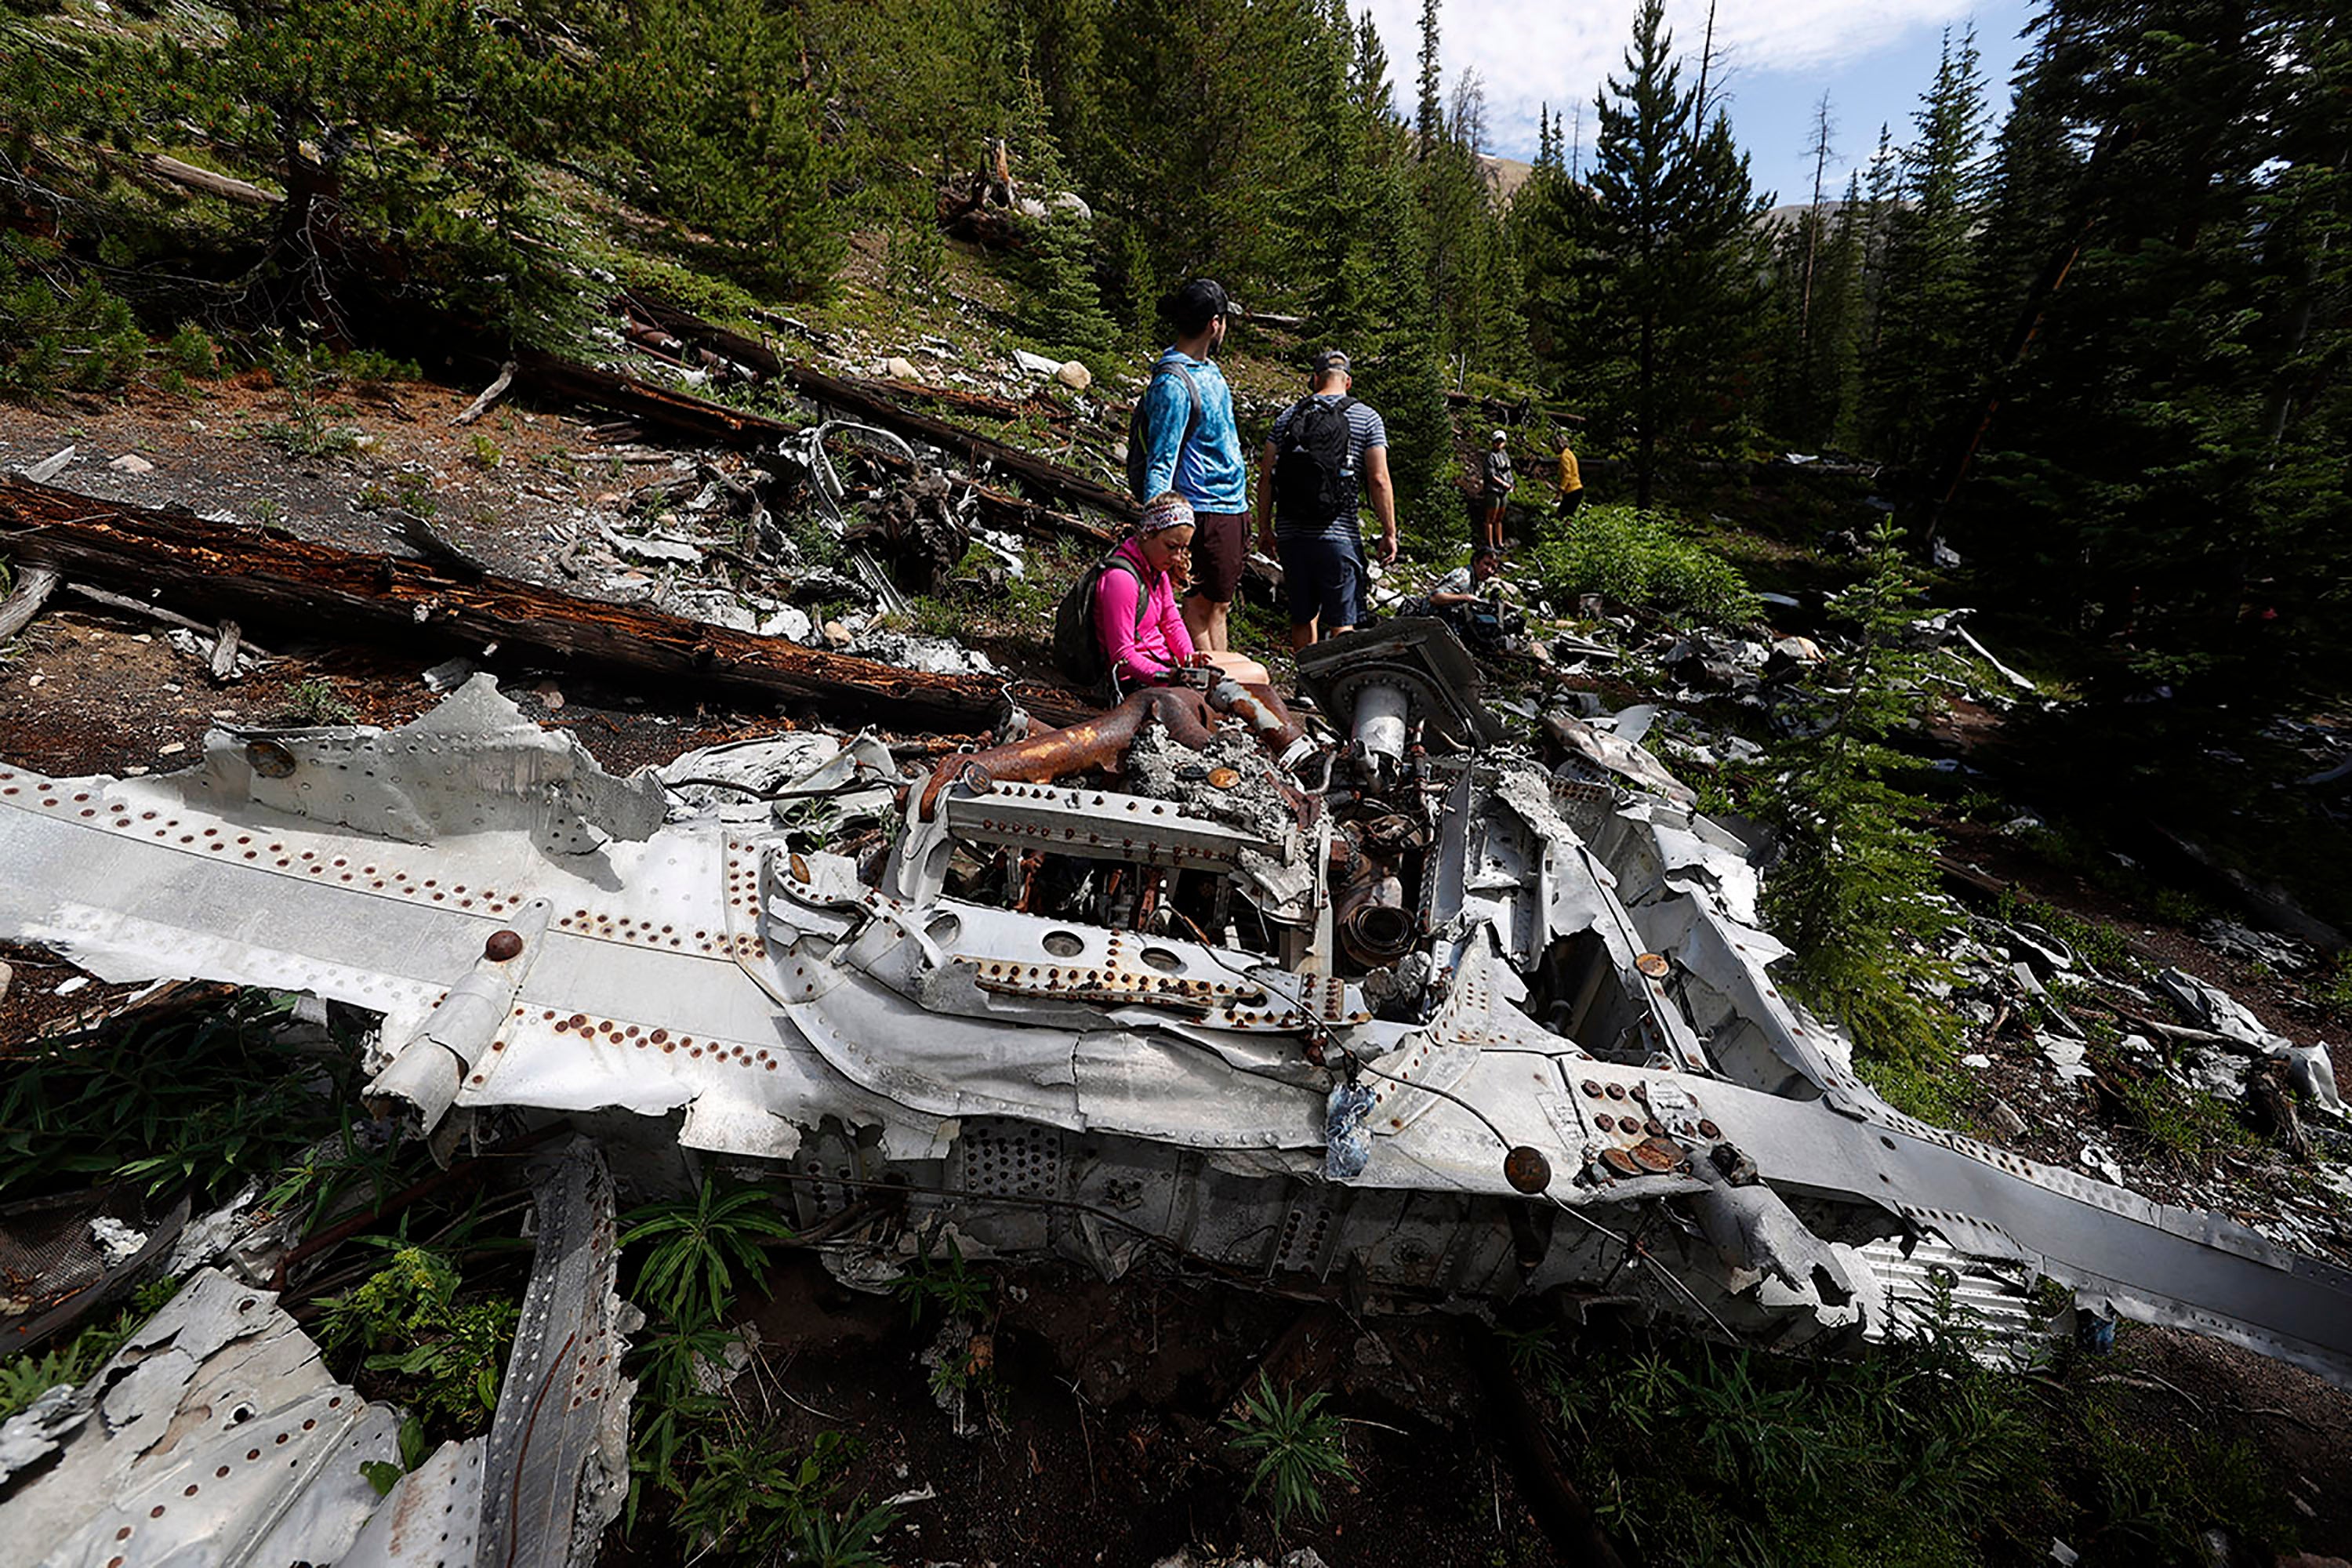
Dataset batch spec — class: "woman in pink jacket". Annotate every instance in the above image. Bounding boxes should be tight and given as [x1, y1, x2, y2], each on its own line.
[1095, 493, 1269, 690]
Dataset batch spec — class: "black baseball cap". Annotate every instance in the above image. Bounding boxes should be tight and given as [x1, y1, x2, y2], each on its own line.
[1311, 347, 1351, 377]
[1167, 278, 1236, 333]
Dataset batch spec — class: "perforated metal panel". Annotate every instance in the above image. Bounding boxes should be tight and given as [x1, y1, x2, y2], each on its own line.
[956, 1120, 1065, 1200]
[1272, 1200, 1339, 1276]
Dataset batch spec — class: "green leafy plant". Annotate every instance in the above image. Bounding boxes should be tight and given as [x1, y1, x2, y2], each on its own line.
[0, 990, 356, 1207]
[667, 1424, 895, 1562]
[625, 1309, 735, 1526]
[464, 431, 503, 470]
[1222, 1372, 1353, 1539]
[0, 1281, 177, 1421]
[275, 678, 359, 726]
[1530, 502, 1761, 624]
[360, 1414, 435, 1496]
[319, 1243, 517, 1432]
[619, 1177, 794, 1330]
[891, 1232, 990, 1327]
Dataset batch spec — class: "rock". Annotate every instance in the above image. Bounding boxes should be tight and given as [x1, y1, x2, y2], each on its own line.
[1282, 1552, 1333, 1568]
[1013, 348, 1064, 378]
[1055, 359, 1093, 392]
[1770, 634, 1824, 663]
[1989, 1099, 2027, 1140]
[0, 960, 12, 1005]
[1049, 190, 1094, 221]
[883, 356, 920, 382]
[822, 620, 851, 648]
[531, 681, 565, 712]
[107, 452, 154, 474]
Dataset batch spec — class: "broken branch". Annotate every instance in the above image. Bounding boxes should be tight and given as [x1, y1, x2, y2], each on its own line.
[452, 359, 517, 426]
[0, 563, 60, 641]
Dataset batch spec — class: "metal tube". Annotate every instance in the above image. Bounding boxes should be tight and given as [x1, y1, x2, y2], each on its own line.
[1352, 681, 1412, 768]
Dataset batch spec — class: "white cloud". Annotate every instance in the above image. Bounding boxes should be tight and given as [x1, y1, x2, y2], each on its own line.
[1356, 0, 1982, 158]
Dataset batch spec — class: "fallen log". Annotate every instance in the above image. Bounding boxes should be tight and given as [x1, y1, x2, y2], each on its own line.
[0, 477, 1094, 732]
[132, 153, 281, 209]
[0, 564, 60, 641]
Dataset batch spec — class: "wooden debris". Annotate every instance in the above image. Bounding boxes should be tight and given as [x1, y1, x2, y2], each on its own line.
[127, 152, 281, 209]
[452, 360, 517, 426]
[510, 349, 1116, 551]
[616, 292, 1140, 521]
[0, 563, 60, 641]
[1, 477, 1093, 732]
[207, 619, 242, 683]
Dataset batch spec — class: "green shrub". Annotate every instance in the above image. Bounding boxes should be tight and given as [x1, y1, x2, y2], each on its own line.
[162, 322, 222, 379]
[319, 1243, 517, 1432]
[1529, 502, 1760, 623]
[0, 237, 147, 398]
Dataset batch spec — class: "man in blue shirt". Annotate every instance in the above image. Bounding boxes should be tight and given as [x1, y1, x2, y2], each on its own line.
[1136, 278, 1249, 654]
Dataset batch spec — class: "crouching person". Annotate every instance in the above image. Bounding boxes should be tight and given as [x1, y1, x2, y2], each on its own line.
[1400, 546, 1525, 654]
[1089, 493, 1269, 691]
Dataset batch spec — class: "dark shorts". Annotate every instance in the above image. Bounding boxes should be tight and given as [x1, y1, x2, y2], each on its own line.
[1185, 510, 1247, 603]
[1276, 533, 1363, 629]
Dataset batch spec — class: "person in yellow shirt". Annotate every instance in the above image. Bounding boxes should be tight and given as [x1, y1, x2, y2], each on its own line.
[1555, 431, 1584, 518]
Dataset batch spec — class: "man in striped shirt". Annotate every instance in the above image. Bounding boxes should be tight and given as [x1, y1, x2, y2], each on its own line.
[1254, 349, 1396, 650]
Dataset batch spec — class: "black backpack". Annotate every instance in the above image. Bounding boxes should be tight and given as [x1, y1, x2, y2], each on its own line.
[1051, 553, 1149, 690]
[1273, 395, 1358, 527]
[1125, 361, 1202, 503]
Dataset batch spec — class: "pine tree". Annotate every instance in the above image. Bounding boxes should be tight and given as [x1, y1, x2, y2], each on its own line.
[1859, 27, 1989, 469]
[1757, 520, 1954, 1073]
[1948, 0, 2308, 696]
[1002, 63, 1116, 364]
[623, 0, 844, 299]
[1414, 0, 1443, 157]
[1557, 0, 1769, 505]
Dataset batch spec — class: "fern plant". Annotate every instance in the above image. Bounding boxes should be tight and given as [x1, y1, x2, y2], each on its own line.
[619, 1177, 794, 1329]
[1222, 1372, 1353, 1539]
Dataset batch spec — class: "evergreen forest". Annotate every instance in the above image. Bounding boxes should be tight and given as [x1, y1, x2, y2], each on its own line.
[4, 0, 2343, 726]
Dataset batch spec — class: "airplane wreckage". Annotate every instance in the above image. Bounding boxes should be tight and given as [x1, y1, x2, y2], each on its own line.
[4, 602, 2352, 1560]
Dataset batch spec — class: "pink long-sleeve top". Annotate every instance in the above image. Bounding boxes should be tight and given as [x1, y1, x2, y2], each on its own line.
[1092, 535, 1195, 687]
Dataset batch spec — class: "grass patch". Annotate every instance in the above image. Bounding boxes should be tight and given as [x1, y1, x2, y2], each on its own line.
[1515, 1298, 2299, 1567]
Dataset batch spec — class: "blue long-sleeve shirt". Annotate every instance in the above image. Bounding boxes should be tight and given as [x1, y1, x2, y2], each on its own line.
[1138, 349, 1247, 513]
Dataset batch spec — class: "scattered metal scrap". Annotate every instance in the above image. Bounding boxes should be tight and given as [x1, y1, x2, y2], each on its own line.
[5, 622, 2352, 1390]
[0, 1142, 627, 1568]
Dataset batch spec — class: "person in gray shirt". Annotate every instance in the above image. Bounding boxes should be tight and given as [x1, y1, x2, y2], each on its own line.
[1480, 429, 1514, 552]
[1254, 348, 1396, 649]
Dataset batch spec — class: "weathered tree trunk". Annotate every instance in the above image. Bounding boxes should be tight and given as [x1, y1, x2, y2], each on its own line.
[0, 478, 1092, 732]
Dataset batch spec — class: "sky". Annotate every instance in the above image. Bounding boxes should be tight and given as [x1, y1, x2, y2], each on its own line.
[1357, 0, 2042, 205]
